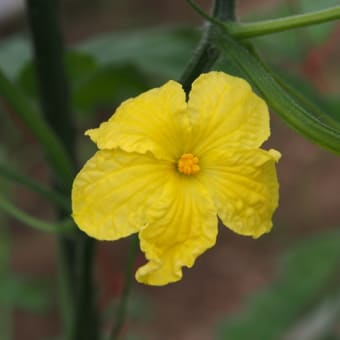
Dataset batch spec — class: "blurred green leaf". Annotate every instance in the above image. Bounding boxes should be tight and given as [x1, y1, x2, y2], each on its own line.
[216, 231, 340, 340]
[282, 296, 340, 340]
[17, 52, 150, 114]
[300, 0, 340, 44]
[17, 51, 98, 98]
[1, 27, 197, 83]
[0, 275, 52, 312]
[73, 63, 149, 112]
[77, 26, 198, 80]
[0, 36, 31, 79]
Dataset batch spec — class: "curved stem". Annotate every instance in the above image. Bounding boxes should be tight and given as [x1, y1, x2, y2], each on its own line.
[0, 162, 70, 212]
[226, 6, 340, 39]
[110, 235, 139, 340]
[0, 194, 73, 233]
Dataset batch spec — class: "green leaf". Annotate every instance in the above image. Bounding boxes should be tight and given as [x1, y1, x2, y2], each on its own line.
[216, 33, 340, 154]
[216, 231, 340, 340]
[0, 36, 31, 79]
[17, 51, 98, 98]
[283, 296, 340, 340]
[0, 275, 52, 312]
[300, 0, 340, 44]
[16, 52, 150, 114]
[73, 63, 150, 112]
[77, 26, 198, 80]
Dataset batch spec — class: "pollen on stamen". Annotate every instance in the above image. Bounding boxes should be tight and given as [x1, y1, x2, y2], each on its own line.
[177, 153, 200, 175]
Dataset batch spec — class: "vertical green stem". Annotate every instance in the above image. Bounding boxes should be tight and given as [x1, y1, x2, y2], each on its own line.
[25, 1, 97, 339]
[180, 0, 236, 93]
[73, 235, 99, 340]
[25, 0, 74, 157]
[110, 235, 139, 340]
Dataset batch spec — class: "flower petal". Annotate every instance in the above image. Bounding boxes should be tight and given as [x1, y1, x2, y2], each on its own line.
[72, 149, 171, 240]
[198, 148, 280, 238]
[136, 175, 218, 286]
[188, 72, 270, 155]
[86, 80, 189, 161]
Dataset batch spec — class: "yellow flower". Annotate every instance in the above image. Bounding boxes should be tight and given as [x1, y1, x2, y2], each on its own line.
[72, 71, 280, 286]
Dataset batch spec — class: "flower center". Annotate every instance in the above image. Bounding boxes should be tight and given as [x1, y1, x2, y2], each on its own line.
[177, 153, 200, 175]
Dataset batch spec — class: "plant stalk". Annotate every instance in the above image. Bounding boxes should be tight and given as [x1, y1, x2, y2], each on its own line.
[25, 0, 98, 339]
[226, 5, 340, 39]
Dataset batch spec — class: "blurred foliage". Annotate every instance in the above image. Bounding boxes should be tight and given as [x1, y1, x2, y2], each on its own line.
[77, 27, 198, 80]
[17, 52, 150, 115]
[216, 231, 340, 340]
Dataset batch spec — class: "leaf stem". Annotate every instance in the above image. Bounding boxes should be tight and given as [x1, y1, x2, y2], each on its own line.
[110, 235, 139, 340]
[226, 6, 340, 39]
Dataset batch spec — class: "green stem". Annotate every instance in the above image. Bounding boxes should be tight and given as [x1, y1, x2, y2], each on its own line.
[25, 1, 97, 339]
[110, 235, 139, 340]
[0, 194, 73, 233]
[226, 6, 340, 39]
[180, 0, 236, 93]
[0, 162, 70, 212]
[25, 0, 75, 159]
[187, 1, 340, 40]
[73, 236, 99, 340]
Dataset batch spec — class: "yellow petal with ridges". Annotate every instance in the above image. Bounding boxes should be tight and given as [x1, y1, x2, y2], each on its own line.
[86, 80, 189, 161]
[136, 174, 217, 286]
[198, 148, 280, 238]
[72, 149, 171, 240]
[188, 72, 270, 156]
